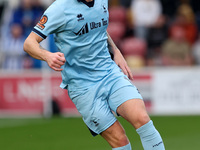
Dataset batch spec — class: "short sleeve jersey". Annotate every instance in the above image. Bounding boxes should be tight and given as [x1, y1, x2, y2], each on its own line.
[33, 0, 117, 91]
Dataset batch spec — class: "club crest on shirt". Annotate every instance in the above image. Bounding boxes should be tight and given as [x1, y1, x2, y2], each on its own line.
[102, 3, 107, 13]
[36, 15, 48, 30]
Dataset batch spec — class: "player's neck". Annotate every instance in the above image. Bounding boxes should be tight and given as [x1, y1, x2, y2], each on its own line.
[85, 0, 93, 2]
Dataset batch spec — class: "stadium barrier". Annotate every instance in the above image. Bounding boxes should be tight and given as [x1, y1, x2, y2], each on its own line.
[0, 70, 78, 117]
[0, 67, 200, 117]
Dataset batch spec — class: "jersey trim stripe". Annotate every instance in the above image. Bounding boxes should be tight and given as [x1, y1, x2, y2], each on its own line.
[32, 28, 47, 39]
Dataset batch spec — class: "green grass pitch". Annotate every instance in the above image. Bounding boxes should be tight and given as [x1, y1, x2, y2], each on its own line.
[0, 116, 200, 150]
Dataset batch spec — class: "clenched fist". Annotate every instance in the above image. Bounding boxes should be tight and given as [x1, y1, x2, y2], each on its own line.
[45, 52, 66, 71]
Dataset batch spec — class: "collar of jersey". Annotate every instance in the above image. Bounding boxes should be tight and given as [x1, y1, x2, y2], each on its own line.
[77, 0, 95, 8]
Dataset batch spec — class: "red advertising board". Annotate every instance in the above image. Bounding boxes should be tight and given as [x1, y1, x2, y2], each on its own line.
[0, 71, 152, 117]
[0, 71, 78, 117]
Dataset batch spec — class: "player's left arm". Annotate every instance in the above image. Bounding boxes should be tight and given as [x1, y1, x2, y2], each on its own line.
[107, 32, 133, 80]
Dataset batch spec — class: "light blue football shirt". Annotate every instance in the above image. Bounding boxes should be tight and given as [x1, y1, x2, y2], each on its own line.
[33, 0, 119, 91]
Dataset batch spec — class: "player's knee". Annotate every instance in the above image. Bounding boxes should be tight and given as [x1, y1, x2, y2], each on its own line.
[113, 128, 129, 147]
[115, 134, 129, 147]
[134, 112, 150, 129]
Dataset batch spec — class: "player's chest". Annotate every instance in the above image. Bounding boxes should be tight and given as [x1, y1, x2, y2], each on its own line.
[65, 1, 109, 36]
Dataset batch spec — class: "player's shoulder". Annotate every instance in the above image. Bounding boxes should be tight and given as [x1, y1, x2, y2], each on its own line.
[48, 0, 66, 9]
[50, 0, 76, 8]
[46, 0, 77, 13]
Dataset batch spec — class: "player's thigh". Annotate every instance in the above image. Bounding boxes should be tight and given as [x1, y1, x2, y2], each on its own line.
[117, 99, 150, 129]
[100, 120, 129, 148]
[68, 86, 117, 135]
[108, 85, 143, 115]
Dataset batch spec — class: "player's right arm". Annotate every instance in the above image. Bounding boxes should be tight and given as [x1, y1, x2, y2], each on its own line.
[24, 32, 66, 71]
[24, 0, 66, 72]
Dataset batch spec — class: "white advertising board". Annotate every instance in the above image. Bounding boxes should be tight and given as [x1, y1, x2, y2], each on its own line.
[152, 68, 200, 115]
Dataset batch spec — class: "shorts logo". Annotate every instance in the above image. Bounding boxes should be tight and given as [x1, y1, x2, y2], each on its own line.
[91, 118, 100, 127]
[93, 120, 99, 127]
[36, 15, 48, 30]
[136, 88, 141, 94]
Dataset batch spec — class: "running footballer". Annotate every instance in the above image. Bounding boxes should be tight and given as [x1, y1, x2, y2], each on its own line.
[24, 0, 165, 149]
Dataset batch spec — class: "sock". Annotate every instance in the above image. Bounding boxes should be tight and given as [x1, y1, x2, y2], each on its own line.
[136, 120, 165, 150]
[112, 143, 132, 150]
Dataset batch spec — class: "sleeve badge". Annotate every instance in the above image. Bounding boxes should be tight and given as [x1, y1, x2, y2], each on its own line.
[36, 15, 48, 30]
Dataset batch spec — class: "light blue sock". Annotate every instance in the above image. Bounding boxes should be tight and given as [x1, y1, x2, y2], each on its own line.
[136, 120, 165, 150]
[112, 143, 132, 150]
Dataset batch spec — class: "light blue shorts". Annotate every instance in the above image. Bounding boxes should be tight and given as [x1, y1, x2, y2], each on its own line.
[67, 71, 143, 136]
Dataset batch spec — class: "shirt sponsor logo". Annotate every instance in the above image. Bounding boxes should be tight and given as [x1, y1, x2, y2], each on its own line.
[73, 23, 89, 36]
[74, 18, 108, 36]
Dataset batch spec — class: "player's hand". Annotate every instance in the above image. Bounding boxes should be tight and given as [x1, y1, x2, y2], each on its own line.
[114, 50, 134, 80]
[45, 52, 66, 71]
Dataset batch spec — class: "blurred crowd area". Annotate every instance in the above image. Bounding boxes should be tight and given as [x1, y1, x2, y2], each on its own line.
[0, 0, 200, 71]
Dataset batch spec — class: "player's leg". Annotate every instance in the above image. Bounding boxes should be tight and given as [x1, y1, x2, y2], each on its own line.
[68, 84, 132, 150]
[100, 120, 131, 149]
[117, 99, 150, 129]
[117, 99, 165, 150]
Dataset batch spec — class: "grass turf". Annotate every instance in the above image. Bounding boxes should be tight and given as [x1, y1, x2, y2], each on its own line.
[0, 116, 200, 150]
